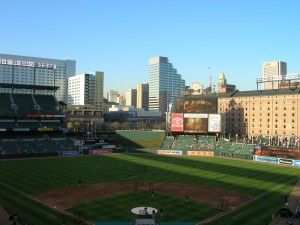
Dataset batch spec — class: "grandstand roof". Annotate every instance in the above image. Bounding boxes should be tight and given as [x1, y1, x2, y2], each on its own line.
[0, 83, 59, 91]
[218, 88, 300, 98]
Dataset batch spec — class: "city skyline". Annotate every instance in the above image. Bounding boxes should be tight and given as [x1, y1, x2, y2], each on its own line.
[1, 0, 300, 94]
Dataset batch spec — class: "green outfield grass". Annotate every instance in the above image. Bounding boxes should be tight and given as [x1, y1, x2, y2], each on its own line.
[0, 154, 299, 225]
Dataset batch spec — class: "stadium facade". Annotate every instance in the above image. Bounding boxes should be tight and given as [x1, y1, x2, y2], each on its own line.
[0, 53, 76, 103]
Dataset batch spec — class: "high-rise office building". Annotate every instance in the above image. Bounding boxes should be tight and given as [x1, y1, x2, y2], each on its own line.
[0, 53, 76, 102]
[137, 83, 149, 110]
[149, 56, 185, 112]
[125, 88, 137, 107]
[107, 90, 119, 103]
[262, 61, 287, 90]
[68, 71, 104, 111]
[117, 94, 126, 105]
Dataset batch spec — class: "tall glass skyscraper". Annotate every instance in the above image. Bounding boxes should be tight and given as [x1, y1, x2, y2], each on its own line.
[148, 56, 185, 112]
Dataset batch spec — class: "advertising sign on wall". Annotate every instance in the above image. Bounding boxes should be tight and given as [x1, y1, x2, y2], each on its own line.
[187, 151, 214, 156]
[176, 97, 217, 113]
[89, 149, 113, 155]
[59, 151, 83, 156]
[171, 113, 184, 132]
[253, 145, 300, 160]
[208, 114, 221, 133]
[157, 150, 182, 155]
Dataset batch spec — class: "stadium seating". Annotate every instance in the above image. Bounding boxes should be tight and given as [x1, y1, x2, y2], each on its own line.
[33, 95, 60, 114]
[12, 94, 36, 115]
[171, 135, 217, 151]
[0, 120, 17, 129]
[0, 141, 19, 154]
[0, 93, 15, 115]
[40, 121, 63, 129]
[161, 136, 174, 149]
[17, 120, 41, 129]
[59, 139, 77, 150]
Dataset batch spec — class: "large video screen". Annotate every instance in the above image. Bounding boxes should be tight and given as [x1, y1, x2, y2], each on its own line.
[184, 113, 208, 133]
[176, 97, 217, 113]
[171, 113, 221, 133]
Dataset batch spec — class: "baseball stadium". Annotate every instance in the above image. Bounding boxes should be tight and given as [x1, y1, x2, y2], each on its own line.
[1, 87, 300, 225]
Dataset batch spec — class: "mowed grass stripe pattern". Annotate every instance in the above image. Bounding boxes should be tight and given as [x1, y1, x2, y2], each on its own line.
[0, 154, 299, 225]
[69, 191, 218, 222]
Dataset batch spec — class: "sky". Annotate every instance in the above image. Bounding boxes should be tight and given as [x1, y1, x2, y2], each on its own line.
[1, 0, 300, 95]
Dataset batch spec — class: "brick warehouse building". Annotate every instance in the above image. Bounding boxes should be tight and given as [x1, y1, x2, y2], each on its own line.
[218, 88, 300, 144]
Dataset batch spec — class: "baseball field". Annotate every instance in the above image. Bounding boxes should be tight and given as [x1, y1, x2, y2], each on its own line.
[0, 153, 299, 225]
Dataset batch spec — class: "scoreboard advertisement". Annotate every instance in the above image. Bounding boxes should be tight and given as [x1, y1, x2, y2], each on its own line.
[253, 145, 300, 160]
[176, 97, 217, 113]
[171, 113, 184, 132]
[208, 114, 221, 132]
[171, 113, 221, 133]
[184, 113, 208, 133]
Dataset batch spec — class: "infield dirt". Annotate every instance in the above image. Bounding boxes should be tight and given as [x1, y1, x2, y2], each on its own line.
[34, 182, 253, 210]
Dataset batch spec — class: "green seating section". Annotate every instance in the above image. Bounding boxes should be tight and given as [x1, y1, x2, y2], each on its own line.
[0, 139, 78, 155]
[0, 121, 17, 129]
[12, 94, 36, 115]
[18, 121, 41, 129]
[0, 142, 19, 154]
[0, 94, 61, 116]
[34, 95, 60, 114]
[171, 135, 217, 151]
[0, 93, 14, 115]
[161, 136, 174, 149]
[40, 121, 63, 129]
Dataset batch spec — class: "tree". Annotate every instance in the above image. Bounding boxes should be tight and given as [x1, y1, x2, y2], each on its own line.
[111, 122, 121, 131]
[74, 121, 83, 132]
[67, 122, 74, 131]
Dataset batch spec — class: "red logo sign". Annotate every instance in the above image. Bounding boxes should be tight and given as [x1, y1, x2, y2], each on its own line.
[171, 113, 183, 131]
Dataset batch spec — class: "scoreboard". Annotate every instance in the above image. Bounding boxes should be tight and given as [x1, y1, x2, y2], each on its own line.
[171, 113, 221, 133]
[170, 96, 220, 133]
